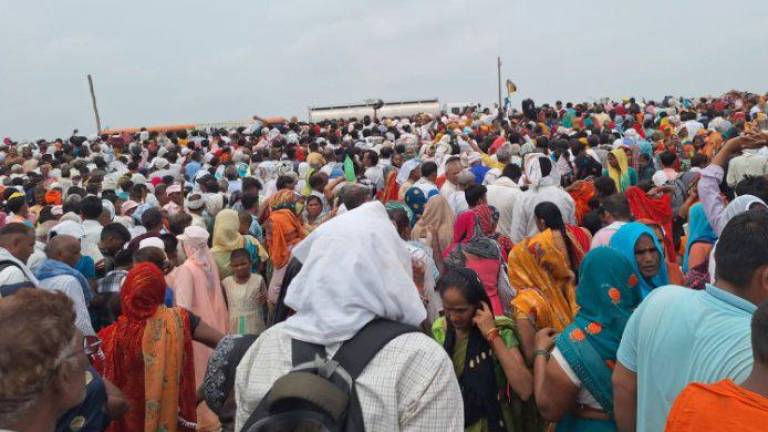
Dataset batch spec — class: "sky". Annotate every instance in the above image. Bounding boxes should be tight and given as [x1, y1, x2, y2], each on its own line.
[2, 0, 767, 139]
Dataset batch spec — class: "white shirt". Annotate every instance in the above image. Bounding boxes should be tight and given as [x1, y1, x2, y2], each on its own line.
[509, 185, 577, 243]
[235, 323, 463, 432]
[726, 151, 768, 187]
[39, 275, 95, 336]
[551, 347, 601, 409]
[439, 180, 458, 197]
[445, 191, 469, 215]
[486, 177, 522, 239]
[82, 219, 104, 263]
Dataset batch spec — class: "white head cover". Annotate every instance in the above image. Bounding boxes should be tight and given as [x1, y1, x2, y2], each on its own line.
[283, 201, 426, 344]
[722, 195, 767, 228]
[396, 159, 421, 185]
[523, 153, 560, 188]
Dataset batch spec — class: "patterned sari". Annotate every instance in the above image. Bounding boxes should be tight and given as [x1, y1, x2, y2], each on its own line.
[508, 229, 577, 332]
[554, 248, 642, 431]
[97, 262, 196, 432]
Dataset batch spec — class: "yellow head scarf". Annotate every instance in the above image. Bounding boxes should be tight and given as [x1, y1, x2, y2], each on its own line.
[508, 229, 578, 331]
[607, 148, 631, 192]
[211, 209, 244, 252]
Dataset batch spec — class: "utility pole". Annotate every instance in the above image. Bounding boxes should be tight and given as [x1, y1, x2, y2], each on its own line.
[497, 56, 502, 110]
[87, 74, 102, 134]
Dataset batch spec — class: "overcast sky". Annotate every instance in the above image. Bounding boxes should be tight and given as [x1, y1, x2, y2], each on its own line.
[2, 0, 767, 139]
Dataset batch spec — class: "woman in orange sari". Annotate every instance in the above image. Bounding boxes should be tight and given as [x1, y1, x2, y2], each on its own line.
[567, 180, 596, 225]
[508, 227, 578, 365]
[265, 191, 308, 308]
[97, 263, 223, 432]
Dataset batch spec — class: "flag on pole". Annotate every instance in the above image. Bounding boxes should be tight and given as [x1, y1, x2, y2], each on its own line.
[343, 155, 357, 183]
[506, 79, 517, 95]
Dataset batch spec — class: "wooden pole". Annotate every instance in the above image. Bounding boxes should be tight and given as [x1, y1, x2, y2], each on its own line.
[497, 57, 502, 110]
[87, 74, 102, 134]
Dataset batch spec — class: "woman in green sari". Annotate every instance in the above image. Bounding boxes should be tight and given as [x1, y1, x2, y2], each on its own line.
[532, 247, 642, 431]
[433, 268, 537, 432]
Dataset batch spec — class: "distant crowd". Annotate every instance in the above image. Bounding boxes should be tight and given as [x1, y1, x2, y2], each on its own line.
[1, 91, 768, 432]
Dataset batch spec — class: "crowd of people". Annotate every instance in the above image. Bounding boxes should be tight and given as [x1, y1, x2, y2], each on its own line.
[2, 91, 768, 431]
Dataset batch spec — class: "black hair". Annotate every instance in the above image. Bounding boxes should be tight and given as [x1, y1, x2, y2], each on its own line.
[601, 193, 632, 220]
[753, 300, 768, 364]
[242, 177, 262, 192]
[535, 202, 580, 274]
[141, 207, 163, 230]
[582, 210, 604, 235]
[594, 176, 618, 198]
[365, 150, 379, 166]
[67, 186, 86, 198]
[62, 196, 81, 214]
[735, 176, 768, 204]
[241, 192, 260, 211]
[538, 156, 553, 177]
[230, 247, 251, 263]
[690, 153, 708, 168]
[387, 208, 410, 239]
[5, 196, 26, 214]
[437, 267, 492, 307]
[421, 161, 438, 178]
[464, 185, 488, 207]
[715, 208, 768, 288]
[160, 233, 178, 257]
[501, 164, 522, 182]
[659, 151, 677, 167]
[168, 212, 192, 236]
[100, 222, 131, 244]
[276, 175, 295, 190]
[80, 196, 104, 220]
[308, 173, 327, 190]
[113, 249, 134, 268]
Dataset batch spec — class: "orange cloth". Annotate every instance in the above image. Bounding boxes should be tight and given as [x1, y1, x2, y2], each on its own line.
[703, 131, 724, 159]
[268, 209, 307, 268]
[568, 181, 596, 224]
[45, 189, 62, 205]
[667, 262, 684, 286]
[508, 229, 578, 332]
[665, 380, 768, 431]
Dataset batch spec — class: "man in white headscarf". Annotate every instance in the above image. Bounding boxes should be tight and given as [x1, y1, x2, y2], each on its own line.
[509, 153, 576, 242]
[234, 201, 463, 431]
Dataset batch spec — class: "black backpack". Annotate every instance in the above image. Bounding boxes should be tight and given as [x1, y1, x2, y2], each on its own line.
[241, 319, 419, 432]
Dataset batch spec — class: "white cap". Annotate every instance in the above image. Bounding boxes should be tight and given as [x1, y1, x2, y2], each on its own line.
[49, 220, 85, 240]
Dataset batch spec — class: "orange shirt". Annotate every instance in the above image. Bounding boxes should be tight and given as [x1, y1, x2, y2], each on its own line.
[666, 380, 768, 431]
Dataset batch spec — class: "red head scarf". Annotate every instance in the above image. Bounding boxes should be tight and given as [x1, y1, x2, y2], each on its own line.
[97, 262, 196, 432]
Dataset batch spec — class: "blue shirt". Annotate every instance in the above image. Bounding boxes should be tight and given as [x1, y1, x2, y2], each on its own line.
[185, 161, 202, 181]
[617, 284, 755, 432]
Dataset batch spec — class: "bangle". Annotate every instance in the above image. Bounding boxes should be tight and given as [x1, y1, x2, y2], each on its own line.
[534, 349, 550, 360]
[485, 327, 500, 341]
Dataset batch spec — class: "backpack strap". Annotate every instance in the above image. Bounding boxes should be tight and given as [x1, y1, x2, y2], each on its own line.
[292, 338, 326, 367]
[334, 319, 419, 432]
[0, 260, 27, 297]
[333, 319, 419, 380]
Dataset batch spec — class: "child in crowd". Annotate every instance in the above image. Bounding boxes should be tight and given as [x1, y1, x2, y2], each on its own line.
[222, 248, 266, 335]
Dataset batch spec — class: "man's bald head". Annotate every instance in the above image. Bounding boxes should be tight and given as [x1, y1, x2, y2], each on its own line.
[45, 235, 81, 268]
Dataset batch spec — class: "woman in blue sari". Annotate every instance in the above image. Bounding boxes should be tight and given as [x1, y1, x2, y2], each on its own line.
[682, 203, 718, 289]
[532, 247, 642, 431]
[609, 222, 669, 298]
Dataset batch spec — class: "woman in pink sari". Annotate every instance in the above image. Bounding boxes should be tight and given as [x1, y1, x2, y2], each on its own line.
[174, 225, 229, 431]
[444, 204, 514, 317]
